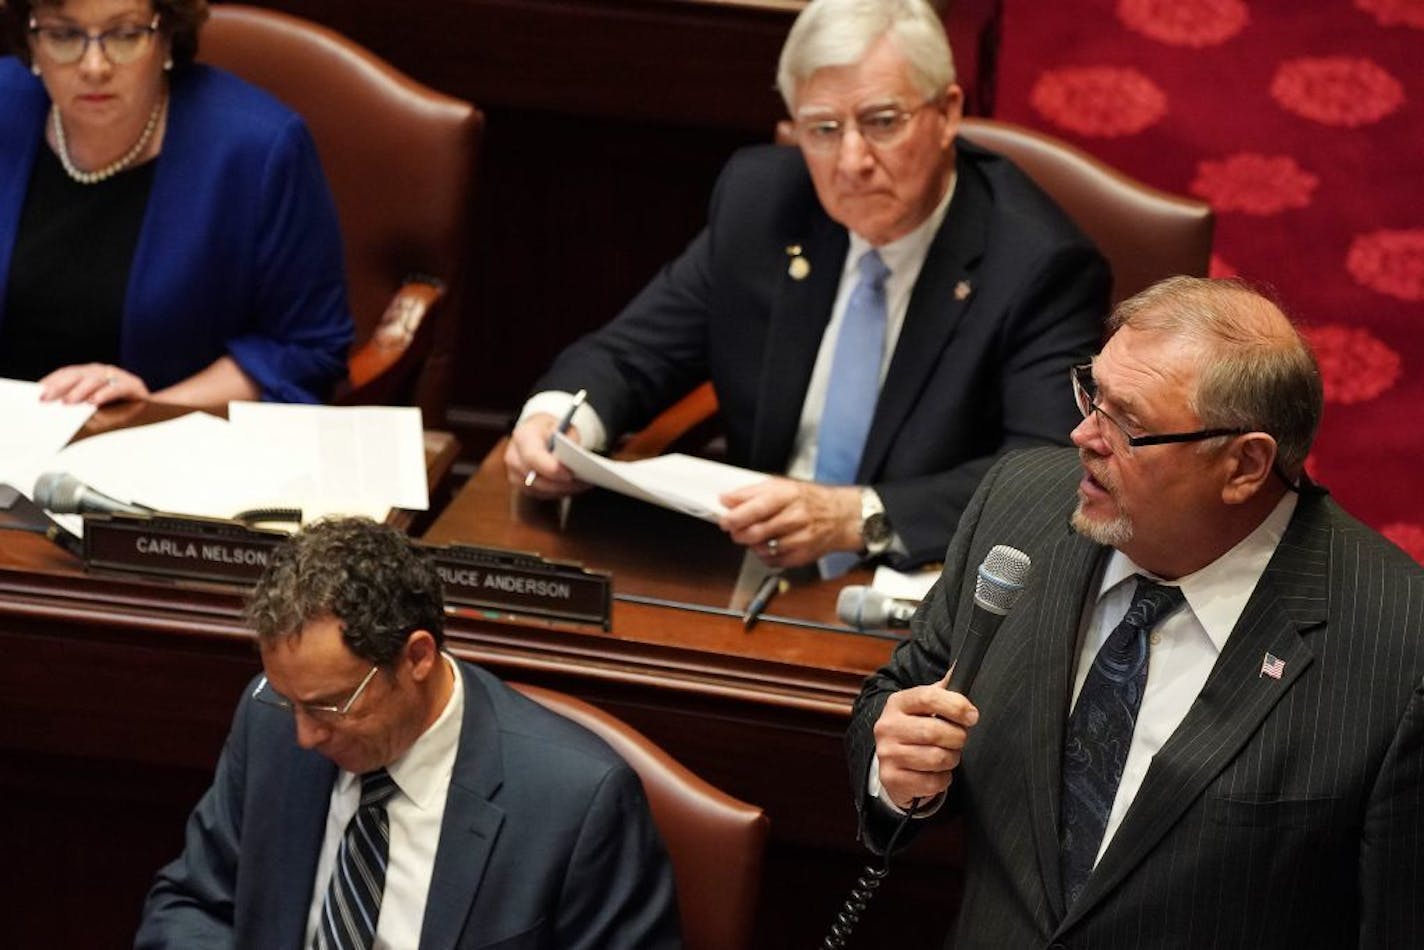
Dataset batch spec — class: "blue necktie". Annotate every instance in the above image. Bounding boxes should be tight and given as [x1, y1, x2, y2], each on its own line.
[815, 249, 890, 578]
[315, 769, 399, 950]
[1059, 577, 1184, 907]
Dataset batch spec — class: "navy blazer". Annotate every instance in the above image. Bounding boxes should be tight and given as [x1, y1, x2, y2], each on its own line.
[536, 143, 1109, 567]
[0, 59, 352, 403]
[135, 661, 681, 949]
[848, 448, 1424, 948]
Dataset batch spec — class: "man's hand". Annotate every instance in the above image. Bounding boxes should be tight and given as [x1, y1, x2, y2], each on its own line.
[505, 414, 587, 499]
[718, 478, 861, 567]
[873, 673, 979, 811]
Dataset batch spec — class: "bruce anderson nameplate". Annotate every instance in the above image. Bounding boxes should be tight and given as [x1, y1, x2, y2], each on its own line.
[83, 512, 288, 585]
[429, 542, 611, 629]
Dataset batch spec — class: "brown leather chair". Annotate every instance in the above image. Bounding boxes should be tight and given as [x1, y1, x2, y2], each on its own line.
[956, 117, 1213, 304]
[510, 683, 769, 950]
[627, 118, 1215, 458]
[200, 5, 482, 422]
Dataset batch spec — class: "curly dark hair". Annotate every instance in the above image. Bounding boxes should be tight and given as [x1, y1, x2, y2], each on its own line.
[246, 518, 446, 665]
[3, 0, 210, 69]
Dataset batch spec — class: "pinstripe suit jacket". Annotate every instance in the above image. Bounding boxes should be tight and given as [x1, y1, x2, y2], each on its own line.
[847, 447, 1424, 949]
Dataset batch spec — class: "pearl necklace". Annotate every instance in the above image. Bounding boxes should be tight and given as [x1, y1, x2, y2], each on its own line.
[51, 91, 166, 185]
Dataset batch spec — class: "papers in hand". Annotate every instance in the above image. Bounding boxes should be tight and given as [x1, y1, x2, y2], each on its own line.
[552, 432, 767, 521]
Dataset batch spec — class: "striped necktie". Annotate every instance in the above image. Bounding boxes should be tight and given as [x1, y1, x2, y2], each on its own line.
[1059, 577, 1185, 907]
[314, 769, 399, 950]
[815, 248, 890, 578]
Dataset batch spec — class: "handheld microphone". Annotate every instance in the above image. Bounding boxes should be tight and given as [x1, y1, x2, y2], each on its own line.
[33, 472, 155, 517]
[836, 586, 918, 630]
[945, 544, 1033, 695]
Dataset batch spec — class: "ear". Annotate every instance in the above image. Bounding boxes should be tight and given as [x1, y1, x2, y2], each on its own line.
[939, 83, 964, 150]
[1220, 433, 1277, 505]
[403, 630, 440, 681]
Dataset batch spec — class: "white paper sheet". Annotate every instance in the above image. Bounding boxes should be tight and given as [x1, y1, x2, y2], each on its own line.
[552, 433, 767, 521]
[872, 564, 942, 602]
[229, 402, 429, 513]
[0, 378, 95, 491]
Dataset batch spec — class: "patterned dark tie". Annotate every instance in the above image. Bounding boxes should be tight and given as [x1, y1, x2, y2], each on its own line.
[1059, 577, 1185, 907]
[314, 769, 399, 950]
[816, 249, 890, 578]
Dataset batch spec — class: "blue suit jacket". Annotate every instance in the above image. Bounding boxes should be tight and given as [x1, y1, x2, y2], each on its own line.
[134, 661, 681, 949]
[0, 60, 352, 403]
[536, 143, 1109, 567]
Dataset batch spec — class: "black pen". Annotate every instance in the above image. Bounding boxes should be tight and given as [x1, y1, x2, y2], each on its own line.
[525, 388, 587, 487]
[742, 572, 785, 631]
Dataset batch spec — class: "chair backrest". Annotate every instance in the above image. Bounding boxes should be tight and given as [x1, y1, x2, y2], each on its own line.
[200, 5, 482, 420]
[958, 117, 1213, 303]
[510, 683, 769, 950]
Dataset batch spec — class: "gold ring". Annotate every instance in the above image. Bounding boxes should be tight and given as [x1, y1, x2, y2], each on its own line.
[104, 373, 117, 387]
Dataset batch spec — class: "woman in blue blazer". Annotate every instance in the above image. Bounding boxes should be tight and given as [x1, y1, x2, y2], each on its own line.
[0, 0, 352, 406]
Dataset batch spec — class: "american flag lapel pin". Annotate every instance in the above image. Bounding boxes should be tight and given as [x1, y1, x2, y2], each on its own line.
[1260, 652, 1285, 679]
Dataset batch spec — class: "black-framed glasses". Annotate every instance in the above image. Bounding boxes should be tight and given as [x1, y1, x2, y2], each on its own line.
[795, 96, 942, 153]
[252, 664, 381, 723]
[28, 14, 161, 66]
[1071, 364, 1247, 449]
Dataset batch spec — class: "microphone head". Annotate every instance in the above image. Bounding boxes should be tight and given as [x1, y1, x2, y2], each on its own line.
[974, 544, 1032, 615]
[836, 585, 889, 629]
[33, 472, 84, 513]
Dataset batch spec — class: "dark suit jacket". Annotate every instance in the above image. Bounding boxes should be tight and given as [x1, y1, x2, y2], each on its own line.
[135, 661, 681, 949]
[847, 447, 1424, 948]
[536, 143, 1109, 567]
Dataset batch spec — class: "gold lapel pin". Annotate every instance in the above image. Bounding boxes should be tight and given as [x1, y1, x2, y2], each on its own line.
[786, 245, 810, 281]
[954, 279, 972, 301]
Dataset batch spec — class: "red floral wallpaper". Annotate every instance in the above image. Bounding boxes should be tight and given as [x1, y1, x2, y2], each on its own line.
[995, 0, 1424, 563]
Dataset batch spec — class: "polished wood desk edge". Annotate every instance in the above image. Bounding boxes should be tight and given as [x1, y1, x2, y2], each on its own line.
[0, 559, 866, 717]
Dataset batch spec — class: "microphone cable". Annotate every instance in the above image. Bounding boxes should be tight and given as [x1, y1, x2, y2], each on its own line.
[821, 799, 924, 949]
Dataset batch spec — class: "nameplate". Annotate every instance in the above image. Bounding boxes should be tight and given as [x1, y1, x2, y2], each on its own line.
[429, 543, 611, 629]
[83, 513, 288, 585]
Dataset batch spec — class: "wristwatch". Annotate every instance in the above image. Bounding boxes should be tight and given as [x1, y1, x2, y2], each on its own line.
[860, 488, 893, 557]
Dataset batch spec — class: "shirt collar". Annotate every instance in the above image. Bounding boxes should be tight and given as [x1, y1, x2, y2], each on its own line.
[341, 653, 464, 811]
[1095, 492, 1299, 653]
[845, 169, 957, 280]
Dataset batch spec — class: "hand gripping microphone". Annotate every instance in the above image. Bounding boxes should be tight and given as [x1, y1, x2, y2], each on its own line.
[33, 472, 155, 517]
[821, 543, 1033, 950]
[836, 586, 918, 630]
[945, 543, 1033, 695]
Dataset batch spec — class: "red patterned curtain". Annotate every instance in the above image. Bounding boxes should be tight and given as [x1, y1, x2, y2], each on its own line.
[994, 0, 1424, 563]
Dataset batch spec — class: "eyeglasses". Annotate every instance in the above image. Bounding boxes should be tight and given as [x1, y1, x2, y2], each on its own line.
[1071, 363, 1247, 450]
[794, 97, 941, 153]
[252, 664, 382, 724]
[28, 14, 161, 66]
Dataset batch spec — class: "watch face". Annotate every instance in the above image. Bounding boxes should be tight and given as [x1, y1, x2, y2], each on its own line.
[863, 511, 892, 545]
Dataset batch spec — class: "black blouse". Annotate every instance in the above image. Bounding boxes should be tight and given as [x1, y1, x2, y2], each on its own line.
[0, 141, 156, 381]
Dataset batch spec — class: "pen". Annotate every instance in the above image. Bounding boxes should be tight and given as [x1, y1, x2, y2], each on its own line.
[742, 572, 785, 631]
[525, 388, 587, 488]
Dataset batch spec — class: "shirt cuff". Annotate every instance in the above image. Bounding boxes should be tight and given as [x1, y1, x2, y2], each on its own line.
[519, 391, 608, 454]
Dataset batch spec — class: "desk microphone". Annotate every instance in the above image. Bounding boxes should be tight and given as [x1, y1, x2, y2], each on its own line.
[836, 586, 918, 630]
[33, 472, 155, 517]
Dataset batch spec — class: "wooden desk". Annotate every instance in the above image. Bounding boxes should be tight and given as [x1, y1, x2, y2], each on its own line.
[421, 445, 965, 946]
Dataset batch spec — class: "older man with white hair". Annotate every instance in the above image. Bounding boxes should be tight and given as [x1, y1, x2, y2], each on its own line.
[509, 0, 1109, 574]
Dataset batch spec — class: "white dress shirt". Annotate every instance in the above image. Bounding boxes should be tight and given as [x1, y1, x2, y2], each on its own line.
[304, 654, 465, 950]
[1073, 491, 1297, 864]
